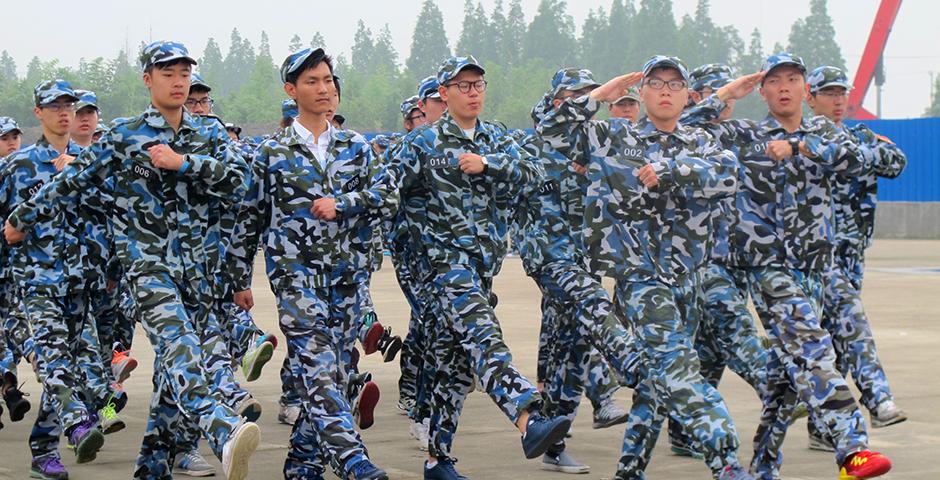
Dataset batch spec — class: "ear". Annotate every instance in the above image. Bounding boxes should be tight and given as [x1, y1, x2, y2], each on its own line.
[142, 72, 153, 90]
[438, 85, 448, 103]
[283, 82, 296, 99]
[552, 98, 563, 109]
[690, 91, 702, 103]
[806, 93, 817, 109]
[33, 106, 42, 121]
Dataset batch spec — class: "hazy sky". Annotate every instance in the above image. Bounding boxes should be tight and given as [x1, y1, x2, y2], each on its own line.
[2, 0, 937, 118]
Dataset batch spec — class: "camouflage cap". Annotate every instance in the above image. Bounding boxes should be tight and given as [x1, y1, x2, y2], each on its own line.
[0, 116, 21, 136]
[280, 47, 326, 83]
[190, 72, 212, 92]
[530, 91, 554, 124]
[74, 89, 99, 112]
[372, 134, 391, 149]
[418, 75, 442, 100]
[139, 40, 196, 71]
[550, 68, 600, 96]
[642, 55, 690, 82]
[807, 65, 852, 94]
[612, 86, 641, 104]
[333, 114, 346, 125]
[224, 122, 242, 135]
[761, 52, 806, 75]
[94, 121, 108, 134]
[437, 56, 486, 85]
[282, 99, 298, 120]
[689, 63, 734, 92]
[400, 95, 421, 117]
[33, 79, 79, 107]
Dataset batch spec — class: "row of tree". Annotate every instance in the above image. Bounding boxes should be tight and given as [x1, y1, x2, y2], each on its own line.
[0, 0, 881, 134]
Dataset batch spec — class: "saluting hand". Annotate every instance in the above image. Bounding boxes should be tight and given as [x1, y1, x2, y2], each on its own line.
[148, 144, 185, 171]
[717, 72, 765, 102]
[590, 72, 644, 103]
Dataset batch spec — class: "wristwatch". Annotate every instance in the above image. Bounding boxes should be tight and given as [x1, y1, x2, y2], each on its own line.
[481, 156, 489, 173]
[788, 138, 800, 157]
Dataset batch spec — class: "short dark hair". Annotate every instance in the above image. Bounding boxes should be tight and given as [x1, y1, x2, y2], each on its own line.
[144, 58, 193, 76]
[333, 75, 341, 102]
[285, 52, 334, 85]
[189, 85, 211, 94]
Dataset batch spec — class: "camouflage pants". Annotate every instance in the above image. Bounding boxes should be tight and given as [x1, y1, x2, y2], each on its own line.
[113, 284, 138, 351]
[275, 284, 370, 479]
[426, 264, 540, 458]
[614, 274, 742, 480]
[536, 294, 619, 412]
[393, 255, 425, 406]
[822, 254, 893, 413]
[87, 287, 119, 382]
[221, 300, 265, 363]
[746, 266, 868, 479]
[668, 262, 767, 449]
[129, 273, 243, 479]
[0, 281, 33, 375]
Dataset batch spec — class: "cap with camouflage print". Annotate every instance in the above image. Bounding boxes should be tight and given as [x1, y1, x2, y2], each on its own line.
[372, 134, 391, 149]
[761, 52, 806, 75]
[74, 89, 99, 112]
[689, 63, 734, 92]
[0, 116, 21, 135]
[613, 86, 641, 104]
[437, 55, 486, 85]
[807, 66, 852, 94]
[642, 55, 690, 82]
[94, 122, 108, 134]
[280, 47, 327, 83]
[139, 40, 197, 71]
[190, 72, 212, 92]
[418, 75, 441, 100]
[282, 99, 298, 120]
[551, 68, 600, 96]
[34, 79, 78, 107]
[401, 95, 420, 117]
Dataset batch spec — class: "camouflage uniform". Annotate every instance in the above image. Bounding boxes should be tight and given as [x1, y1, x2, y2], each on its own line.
[231, 61, 397, 476]
[538, 57, 746, 478]
[683, 53, 872, 479]
[9, 50, 252, 477]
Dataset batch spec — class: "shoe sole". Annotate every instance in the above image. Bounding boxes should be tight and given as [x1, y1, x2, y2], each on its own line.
[243, 342, 274, 382]
[669, 445, 705, 460]
[224, 423, 260, 480]
[840, 464, 892, 480]
[113, 358, 138, 384]
[524, 418, 571, 459]
[173, 467, 217, 477]
[381, 337, 403, 363]
[871, 414, 907, 428]
[74, 428, 104, 464]
[363, 323, 384, 355]
[10, 398, 31, 422]
[356, 382, 380, 430]
[396, 402, 413, 415]
[807, 440, 836, 453]
[29, 470, 67, 480]
[277, 413, 297, 426]
[237, 401, 263, 423]
[592, 413, 629, 430]
[540, 463, 591, 474]
[102, 420, 126, 435]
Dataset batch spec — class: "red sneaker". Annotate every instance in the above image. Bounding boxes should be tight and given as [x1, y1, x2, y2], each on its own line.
[840, 451, 892, 479]
[362, 322, 384, 355]
[111, 350, 138, 384]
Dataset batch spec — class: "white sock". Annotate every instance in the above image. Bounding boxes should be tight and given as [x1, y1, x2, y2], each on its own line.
[426, 459, 438, 469]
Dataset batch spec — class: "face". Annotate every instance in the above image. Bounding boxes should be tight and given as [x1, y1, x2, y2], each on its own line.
[439, 69, 485, 121]
[72, 106, 99, 138]
[403, 108, 427, 132]
[144, 62, 192, 110]
[551, 85, 596, 109]
[760, 65, 806, 118]
[226, 130, 239, 142]
[419, 97, 447, 123]
[640, 67, 689, 123]
[0, 132, 21, 156]
[185, 90, 213, 115]
[34, 97, 76, 137]
[807, 86, 849, 123]
[608, 99, 640, 122]
[284, 61, 335, 116]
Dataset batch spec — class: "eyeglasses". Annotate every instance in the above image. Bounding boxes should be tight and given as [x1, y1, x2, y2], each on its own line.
[185, 97, 214, 108]
[406, 113, 426, 122]
[42, 102, 77, 112]
[445, 80, 487, 94]
[644, 77, 687, 92]
[815, 90, 849, 98]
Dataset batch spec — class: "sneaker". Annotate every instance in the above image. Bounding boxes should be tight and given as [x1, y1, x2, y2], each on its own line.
[808, 427, 836, 452]
[717, 465, 755, 480]
[362, 322, 385, 355]
[108, 386, 128, 413]
[871, 400, 907, 428]
[839, 451, 892, 479]
[278, 404, 301, 426]
[174, 449, 217, 477]
[236, 397, 263, 422]
[111, 350, 138, 384]
[376, 327, 403, 363]
[409, 418, 430, 451]
[30, 455, 68, 480]
[789, 402, 809, 425]
[521, 414, 571, 459]
[3, 372, 31, 421]
[241, 337, 275, 382]
[67, 419, 104, 464]
[352, 379, 380, 430]
[98, 401, 126, 435]
[592, 400, 628, 429]
[347, 458, 388, 480]
[221, 421, 260, 480]
[397, 397, 415, 415]
[541, 450, 590, 474]
[424, 458, 466, 480]
[670, 441, 705, 460]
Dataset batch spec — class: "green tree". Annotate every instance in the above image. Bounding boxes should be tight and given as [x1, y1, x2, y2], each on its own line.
[221, 29, 256, 97]
[579, 7, 609, 75]
[288, 35, 303, 52]
[456, 1, 490, 60]
[501, 0, 527, 68]
[406, 0, 451, 79]
[787, 0, 846, 71]
[372, 24, 400, 73]
[226, 31, 281, 124]
[632, 0, 678, 62]
[351, 20, 376, 74]
[199, 38, 225, 89]
[523, 0, 577, 68]
[310, 32, 326, 50]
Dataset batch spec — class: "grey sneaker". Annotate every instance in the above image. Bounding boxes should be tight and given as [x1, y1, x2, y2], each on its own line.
[98, 402, 126, 435]
[221, 422, 260, 480]
[807, 428, 836, 452]
[592, 400, 629, 429]
[717, 465, 755, 480]
[541, 450, 590, 474]
[277, 404, 301, 426]
[173, 449, 217, 477]
[871, 400, 907, 428]
[409, 418, 429, 451]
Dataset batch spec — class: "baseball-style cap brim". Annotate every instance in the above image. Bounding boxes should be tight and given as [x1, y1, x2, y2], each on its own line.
[75, 100, 99, 111]
[561, 80, 600, 93]
[280, 48, 325, 83]
[612, 94, 640, 104]
[0, 126, 21, 135]
[154, 53, 197, 68]
[643, 58, 690, 81]
[37, 91, 79, 107]
[815, 80, 853, 91]
[765, 60, 806, 75]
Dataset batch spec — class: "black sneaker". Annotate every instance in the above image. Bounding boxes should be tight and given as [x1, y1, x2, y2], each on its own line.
[522, 414, 571, 459]
[377, 327, 403, 363]
[3, 373, 31, 422]
[424, 457, 467, 480]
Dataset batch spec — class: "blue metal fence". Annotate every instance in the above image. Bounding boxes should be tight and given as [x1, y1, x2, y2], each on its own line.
[845, 117, 940, 202]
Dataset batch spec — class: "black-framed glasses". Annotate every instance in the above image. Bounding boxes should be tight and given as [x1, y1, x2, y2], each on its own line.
[445, 80, 487, 94]
[406, 112, 426, 122]
[42, 102, 77, 112]
[185, 97, 214, 108]
[644, 77, 687, 92]
[816, 90, 849, 98]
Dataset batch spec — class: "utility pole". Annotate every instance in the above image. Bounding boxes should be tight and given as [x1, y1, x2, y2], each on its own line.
[874, 54, 885, 118]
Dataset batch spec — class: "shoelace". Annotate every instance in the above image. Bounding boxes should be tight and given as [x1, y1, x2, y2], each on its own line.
[180, 451, 204, 467]
[100, 401, 118, 420]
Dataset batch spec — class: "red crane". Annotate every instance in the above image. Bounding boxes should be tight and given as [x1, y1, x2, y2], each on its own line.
[848, 0, 903, 120]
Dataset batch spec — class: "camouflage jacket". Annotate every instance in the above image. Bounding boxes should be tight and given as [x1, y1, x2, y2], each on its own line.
[394, 113, 544, 278]
[0, 137, 88, 295]
[230, 124, 397, 292]
[538, 96, 737, 284]
[383, 127, 435, 280]
[8, 105, 249, 285]
[683, 95, 864, 271]
[832, 123, 907, 254]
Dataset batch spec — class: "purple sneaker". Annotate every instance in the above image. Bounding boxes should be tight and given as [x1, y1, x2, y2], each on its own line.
[30, 455, 69, 479]
[67, 419, 104, 464]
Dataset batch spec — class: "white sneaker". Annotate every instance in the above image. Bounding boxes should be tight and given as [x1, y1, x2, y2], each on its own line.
[174, 449, 217, 477]
[592, 400, 629, 429]
[235, 397, 262, 422]
[541, 450, 590, 474]
[221, 422, 259, 480]
[278, 404, 301, 426]
[409, 419, 429, 451]
[872, 400, 907, 428]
